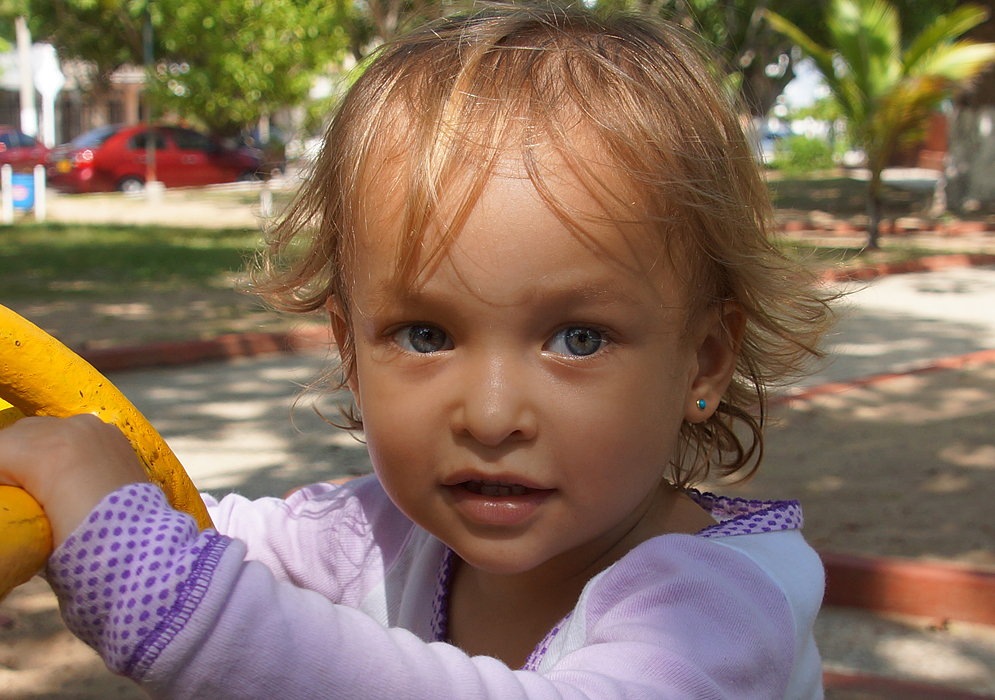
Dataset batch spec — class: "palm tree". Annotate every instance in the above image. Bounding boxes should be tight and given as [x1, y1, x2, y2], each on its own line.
[765, 0, 995, 248]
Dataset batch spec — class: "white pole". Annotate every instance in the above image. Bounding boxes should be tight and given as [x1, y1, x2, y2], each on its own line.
[2, 165, 14, 224]
[33, 164, 46, 222]
[15, 18, 38, 138]
[34, 44, 66, 148]
[40, 92, 56, 148]
[260, 181, 273, 219]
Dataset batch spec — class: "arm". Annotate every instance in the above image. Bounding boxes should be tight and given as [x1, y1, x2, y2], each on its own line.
[48, 485, 799, 700]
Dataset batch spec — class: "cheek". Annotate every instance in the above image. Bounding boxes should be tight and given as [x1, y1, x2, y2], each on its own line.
[356, 370, 440, 481]
[556, 369, 687, 471]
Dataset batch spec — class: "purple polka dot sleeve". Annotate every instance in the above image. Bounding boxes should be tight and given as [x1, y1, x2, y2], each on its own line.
[46, 483, 230, 678]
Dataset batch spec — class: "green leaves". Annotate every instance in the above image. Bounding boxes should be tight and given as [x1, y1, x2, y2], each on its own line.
[13, 0, 350, 137]
[142, 0, 350, 135]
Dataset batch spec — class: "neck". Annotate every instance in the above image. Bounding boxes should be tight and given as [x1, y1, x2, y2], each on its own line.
[445, 483, 716, 666]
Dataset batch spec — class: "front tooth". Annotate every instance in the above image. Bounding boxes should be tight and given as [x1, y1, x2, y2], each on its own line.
[476, 482, 528, 497]
[480, 483, 511, 497]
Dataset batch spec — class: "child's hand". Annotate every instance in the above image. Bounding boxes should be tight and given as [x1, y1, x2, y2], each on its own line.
[0, 414, 148, 547]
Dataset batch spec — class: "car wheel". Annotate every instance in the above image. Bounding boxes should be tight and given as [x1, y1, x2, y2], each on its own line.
[118, 177, 145, 193]
[236, 170, 261, 182]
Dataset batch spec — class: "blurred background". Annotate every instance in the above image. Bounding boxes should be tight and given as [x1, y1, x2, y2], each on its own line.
[0, 1, 994, 699]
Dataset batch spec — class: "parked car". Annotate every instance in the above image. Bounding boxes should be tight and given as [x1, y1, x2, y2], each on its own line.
[46, 124, 262, 193]
[0, 126, 49, 173]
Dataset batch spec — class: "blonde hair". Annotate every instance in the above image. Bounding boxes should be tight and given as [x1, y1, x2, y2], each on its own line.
[256, 3, 833, 487]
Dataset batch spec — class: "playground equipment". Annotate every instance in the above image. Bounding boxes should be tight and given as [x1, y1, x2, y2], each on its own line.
[0, 303, 212, 599]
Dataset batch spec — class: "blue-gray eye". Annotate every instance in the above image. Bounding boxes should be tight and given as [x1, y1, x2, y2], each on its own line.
[546, 327, 606, 357]
[394, 325, 452, 353]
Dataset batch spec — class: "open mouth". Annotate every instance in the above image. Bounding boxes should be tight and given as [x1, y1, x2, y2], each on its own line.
[460, 480, 535, 497]
[447, 477, 552, 526]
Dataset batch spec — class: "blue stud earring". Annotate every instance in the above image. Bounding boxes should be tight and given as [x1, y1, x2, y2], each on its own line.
[696, 399, 707, 410]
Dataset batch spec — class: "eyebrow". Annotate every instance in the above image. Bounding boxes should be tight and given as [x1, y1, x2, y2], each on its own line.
[388, 274, 653, 312]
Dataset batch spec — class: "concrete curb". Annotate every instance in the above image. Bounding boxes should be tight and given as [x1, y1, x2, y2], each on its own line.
[74, 254, 995, 634]
[72, 252, 994, 376]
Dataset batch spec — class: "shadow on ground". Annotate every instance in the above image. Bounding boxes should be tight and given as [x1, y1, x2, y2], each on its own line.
[724, 364, 995, 568]
[108, 349, 374, 502]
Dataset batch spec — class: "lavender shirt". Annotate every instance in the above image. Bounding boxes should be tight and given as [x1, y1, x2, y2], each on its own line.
[47, 476, 824, 700]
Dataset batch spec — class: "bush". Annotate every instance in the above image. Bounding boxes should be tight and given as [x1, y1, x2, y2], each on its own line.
[772, 135, 836, 174]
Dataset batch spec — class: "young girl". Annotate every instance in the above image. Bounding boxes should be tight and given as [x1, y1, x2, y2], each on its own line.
[0, 5, 833, 699]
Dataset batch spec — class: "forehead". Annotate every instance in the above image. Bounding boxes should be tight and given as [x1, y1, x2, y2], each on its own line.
[348, 153, 688, 315]
[351, 138, 676, 284]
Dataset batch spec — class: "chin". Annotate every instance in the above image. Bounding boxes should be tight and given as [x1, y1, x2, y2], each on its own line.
[448, 539, 554, 576]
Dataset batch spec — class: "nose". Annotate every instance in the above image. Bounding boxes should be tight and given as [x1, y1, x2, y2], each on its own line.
[451, 354, 537, 447]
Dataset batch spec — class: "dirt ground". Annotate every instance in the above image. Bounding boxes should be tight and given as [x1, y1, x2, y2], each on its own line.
[2, 289, 994, 699]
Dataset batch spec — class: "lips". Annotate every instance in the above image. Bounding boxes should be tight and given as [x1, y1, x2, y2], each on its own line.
[446, 476, 553, 527]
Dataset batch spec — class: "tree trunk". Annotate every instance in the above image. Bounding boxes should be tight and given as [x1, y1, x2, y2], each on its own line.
[865, 173, 883, 250]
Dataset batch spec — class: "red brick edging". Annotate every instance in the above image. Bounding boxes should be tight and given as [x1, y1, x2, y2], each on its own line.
[820, 550, 995, 626]
[820, 253, 995, 283]
[822, 671, 994, 700]
[770, 347, 995, 409]
[80, 326, 333, 373]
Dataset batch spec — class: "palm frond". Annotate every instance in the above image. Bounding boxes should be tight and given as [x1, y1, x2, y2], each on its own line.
[903, 4, 990, 74]
[909, 40, 995, 84]
[826, 0, 901, 100]
[763, 8, 864, 125]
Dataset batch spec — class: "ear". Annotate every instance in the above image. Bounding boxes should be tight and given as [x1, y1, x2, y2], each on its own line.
[684, 302, 745, 424]
[325, 297, 361, 407]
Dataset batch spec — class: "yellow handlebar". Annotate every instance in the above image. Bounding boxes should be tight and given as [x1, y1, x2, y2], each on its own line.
[0, 304, 212, 600]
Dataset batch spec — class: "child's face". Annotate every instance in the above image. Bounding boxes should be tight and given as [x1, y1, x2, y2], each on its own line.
[331, 159, 735, 579]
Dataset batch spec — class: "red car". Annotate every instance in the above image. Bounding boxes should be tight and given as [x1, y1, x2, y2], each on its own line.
[46, 124, 262, 193]
[0, 127, 49, 173]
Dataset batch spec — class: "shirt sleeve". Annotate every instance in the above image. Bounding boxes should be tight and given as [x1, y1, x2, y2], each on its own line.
[200, 476, 413, 607]
[47, 483, 799, 700]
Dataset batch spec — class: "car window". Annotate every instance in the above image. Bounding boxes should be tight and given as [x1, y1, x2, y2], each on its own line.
[15, 132, 38, 148]
[0, 134, 10, 149]
[71, 125, 121, 148]
[128, 131, 168, 151]
[171, 129, 214, 152]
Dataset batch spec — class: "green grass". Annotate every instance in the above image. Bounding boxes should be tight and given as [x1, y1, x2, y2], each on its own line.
[0, 223, 263, 298]
[768, 175, 933, 216]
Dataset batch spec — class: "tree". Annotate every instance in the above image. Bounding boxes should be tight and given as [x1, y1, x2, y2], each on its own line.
[588, 1, 958, 118]
[5, 0, 350, 137]
[766, 0, 995, 248]
[147, 0, 350, 136]
[17, 0, 149, 89]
